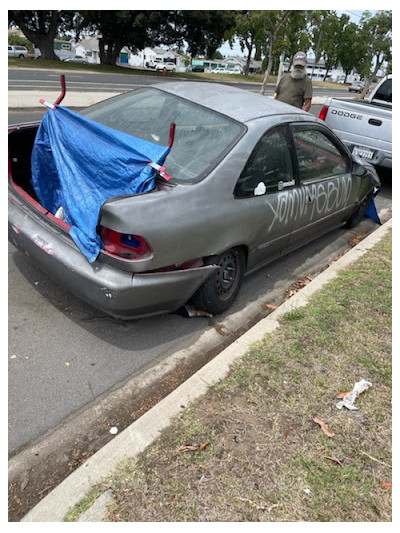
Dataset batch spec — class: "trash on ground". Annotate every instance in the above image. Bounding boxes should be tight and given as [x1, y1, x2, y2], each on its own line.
[336, 389, 352, 399]
[348, 230, 369, 247]
[178, 441, 210, 453]
[313, 418, 335, 437]
[336, 379, 372, 410]
[183, 305, 213, 318]
[109, 427, 118, 435]
[285, 276, 313, 299]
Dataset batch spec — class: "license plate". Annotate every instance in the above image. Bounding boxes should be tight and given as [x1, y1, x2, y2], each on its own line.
[352, 146, 375, 160]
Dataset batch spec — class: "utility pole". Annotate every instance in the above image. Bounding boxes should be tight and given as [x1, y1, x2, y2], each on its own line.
[276, 52, 285, 85]
[311, 29, 323, 81]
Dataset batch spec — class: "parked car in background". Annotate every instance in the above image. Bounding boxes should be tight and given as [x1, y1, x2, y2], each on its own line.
[155, 62, 176, 72]
[186, 64, 205, 72]
[226, 66, 242, 75]
[63, 55, 88, 64]
[348, 81, 366, 93]
[320, 76, 392, 169]
[8, 45, 28, 58]
[211, 67, 227, 74]
[8, 82, 380, 319]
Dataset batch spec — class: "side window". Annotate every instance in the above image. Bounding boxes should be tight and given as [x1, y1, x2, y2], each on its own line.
[235, 126, 294, 198]
[293, 127, 348, 183]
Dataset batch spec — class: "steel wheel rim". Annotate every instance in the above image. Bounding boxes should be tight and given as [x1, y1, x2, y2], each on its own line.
[214, 251, 240, 301]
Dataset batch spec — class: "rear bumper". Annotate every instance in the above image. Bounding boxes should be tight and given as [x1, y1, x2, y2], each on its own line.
[8, 194, 217, 319]
[334, 132, 392, 169]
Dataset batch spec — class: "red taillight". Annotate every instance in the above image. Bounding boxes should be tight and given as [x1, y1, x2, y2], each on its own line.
[100, 228, 152, 260]
[319, 105, 329, 121]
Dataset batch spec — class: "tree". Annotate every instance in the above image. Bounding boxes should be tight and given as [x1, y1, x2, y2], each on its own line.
[8, 10, 75, 59]
[337, 22, 360, 83]
[273, 10, 311, 69]
[260, 11, 292, 94]
[204, 11, 236, 59]
[8, 31, 34, 52]
[358, 10, 392, 97]
[171, 11, 236, 62]
[319, 13, 350, 81]
[78, 10, 165, 65]
[230, 11, 265, 77]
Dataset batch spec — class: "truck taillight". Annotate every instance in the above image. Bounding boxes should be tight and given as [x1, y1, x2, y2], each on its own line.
[100, 228, 152, 260]
[319, 105, 329, 121]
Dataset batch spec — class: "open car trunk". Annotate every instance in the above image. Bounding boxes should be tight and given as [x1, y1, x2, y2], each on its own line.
[9, 123, 41, 201]
[9, 106, 171, 263]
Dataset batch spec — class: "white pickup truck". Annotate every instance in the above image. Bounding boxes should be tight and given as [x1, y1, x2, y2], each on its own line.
[319, 76, 392, 169]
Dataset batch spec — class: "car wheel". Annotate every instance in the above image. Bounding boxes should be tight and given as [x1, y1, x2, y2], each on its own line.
[191, 247, 246, 315]
[345, 191, 373, 229]
[18, 54, 25, 58]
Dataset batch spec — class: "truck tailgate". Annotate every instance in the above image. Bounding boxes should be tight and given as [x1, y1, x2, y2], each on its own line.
[323, 98, 392, 167]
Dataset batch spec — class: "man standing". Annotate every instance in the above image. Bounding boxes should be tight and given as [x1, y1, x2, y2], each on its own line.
[274, 51, 312, 112]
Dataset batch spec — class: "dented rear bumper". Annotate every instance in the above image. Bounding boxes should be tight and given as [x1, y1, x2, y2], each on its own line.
[8, 193, 217, 319]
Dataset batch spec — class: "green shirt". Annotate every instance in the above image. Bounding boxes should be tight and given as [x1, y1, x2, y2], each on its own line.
[275, 74, 313, 109]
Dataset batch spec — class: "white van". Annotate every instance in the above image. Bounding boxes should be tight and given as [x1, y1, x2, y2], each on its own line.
[8, 45, 28, 58]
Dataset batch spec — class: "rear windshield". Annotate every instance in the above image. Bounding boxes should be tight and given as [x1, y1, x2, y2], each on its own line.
[372, 78, 392, 104]
[81, 87, 244, 183]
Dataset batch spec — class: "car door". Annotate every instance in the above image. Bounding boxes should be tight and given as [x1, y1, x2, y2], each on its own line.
[286, 123, 355, 249]
[233, 124, 298, 271]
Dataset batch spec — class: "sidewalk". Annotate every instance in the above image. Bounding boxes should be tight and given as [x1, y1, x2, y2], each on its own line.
[8, 90, 328, 109]
[8, 91, 121, 109]
[21, 218, 392, 522]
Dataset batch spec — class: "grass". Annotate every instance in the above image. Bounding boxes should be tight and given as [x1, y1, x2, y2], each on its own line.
[67, 231, 391, 522]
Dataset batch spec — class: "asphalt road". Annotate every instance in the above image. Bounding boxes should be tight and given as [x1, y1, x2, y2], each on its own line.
[8, 70, 392, 456]
[8, 66, 351, 98]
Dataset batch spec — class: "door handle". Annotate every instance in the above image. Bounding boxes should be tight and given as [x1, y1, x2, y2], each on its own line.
[306, 194, 315, 204]
[368, 118, 382, 126]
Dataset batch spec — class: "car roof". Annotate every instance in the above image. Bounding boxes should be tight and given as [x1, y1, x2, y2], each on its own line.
[151, 81, 307, 123]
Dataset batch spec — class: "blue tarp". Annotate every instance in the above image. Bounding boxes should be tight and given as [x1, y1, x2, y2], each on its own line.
[31, 105, 170, 262]
[365, 192, 382, 225]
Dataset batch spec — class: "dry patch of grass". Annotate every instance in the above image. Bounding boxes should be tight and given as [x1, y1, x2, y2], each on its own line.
[84, 232, 391, 522]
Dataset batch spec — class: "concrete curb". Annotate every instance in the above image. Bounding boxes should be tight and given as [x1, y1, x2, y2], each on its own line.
[21, 218, 392, 522]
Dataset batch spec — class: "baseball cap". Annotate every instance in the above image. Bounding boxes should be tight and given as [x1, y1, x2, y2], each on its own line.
[293, 51, 307, 67]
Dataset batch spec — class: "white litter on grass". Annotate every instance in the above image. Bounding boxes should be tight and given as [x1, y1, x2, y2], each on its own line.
[109, 427, 118, 435]
[336, 379, 372, 410]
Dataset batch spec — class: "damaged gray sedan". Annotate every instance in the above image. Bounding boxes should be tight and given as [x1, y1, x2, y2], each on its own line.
[8, 82, 380, 319]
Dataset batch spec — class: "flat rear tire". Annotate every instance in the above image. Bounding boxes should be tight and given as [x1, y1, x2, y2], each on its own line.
[191, 247, 245, 315]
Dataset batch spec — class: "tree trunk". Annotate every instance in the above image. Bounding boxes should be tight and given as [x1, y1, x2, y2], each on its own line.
[244, 42, 252, 77]
[99, 39, 123, 65]
[360, 53, 383, 99]
[15, 12, 59, 60]
[260, 43, 274, 95]
[36, 37, 58, 60]
[259, 11, 292, 95]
